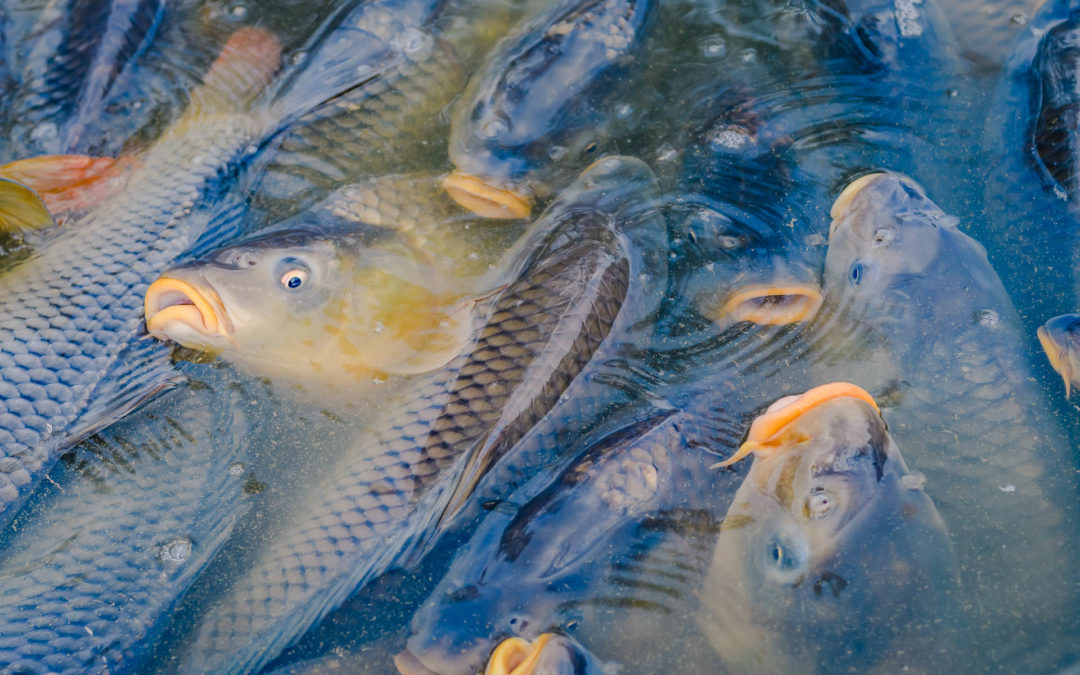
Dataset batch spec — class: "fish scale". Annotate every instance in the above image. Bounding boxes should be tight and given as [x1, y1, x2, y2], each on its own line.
[0, 111, 264, 523]
[183, 207, 629, 675]
[0, 367, 252, 675]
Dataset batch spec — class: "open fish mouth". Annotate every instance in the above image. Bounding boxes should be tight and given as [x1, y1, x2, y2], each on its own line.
[144, 277, 232, 347]
[719, 285, 823, 325]
[443, 170, 532, 219]
[482, 634, 554, 675]
[715, 382, 879, 468]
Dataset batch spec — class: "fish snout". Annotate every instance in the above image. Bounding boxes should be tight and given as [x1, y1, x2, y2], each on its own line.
[144, 275, 231, 347]
[443, 171, 532, 220]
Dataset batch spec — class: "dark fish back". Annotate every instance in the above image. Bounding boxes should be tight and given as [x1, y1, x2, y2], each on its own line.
[1034, 14, 1080, 201]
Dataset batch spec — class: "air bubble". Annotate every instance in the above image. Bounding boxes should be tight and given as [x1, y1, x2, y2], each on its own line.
[974, 309, 999, 327]
[159, 536, 192, 567]
[615, 103, 633, 119]
[373, 321, 385, 334]
[227, 3, 249, 20]
[227, 462, 245, 476]
[656, 144, 677, 163]
[701, 37, 727, 59]
[740, 48, 757, 64]
[709, 127, 752, 150]
[901, 472, 926, 490]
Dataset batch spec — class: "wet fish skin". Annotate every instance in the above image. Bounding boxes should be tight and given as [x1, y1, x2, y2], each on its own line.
[445, 0, 655, 217]
[698, 387, 959, 674]
[401, 411, 721, 675]
[1032, 11, 1080, 201]
[817, 172, 1078, 665]
[250, 0, 472, 219]
[0, 364, 252, 674]
[180, 159, 640, 675]
[1038, 312, 1080, 395]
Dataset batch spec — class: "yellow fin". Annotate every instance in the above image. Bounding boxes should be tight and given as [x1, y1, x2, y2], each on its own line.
[0, 178, 55, 233]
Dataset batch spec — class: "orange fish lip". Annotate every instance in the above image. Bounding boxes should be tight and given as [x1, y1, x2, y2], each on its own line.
[829, 172, 887, 235]
[720, 285, 823, 325]
[484, 634, 554, 675]
[443, 171, 532, 220]
[144, 276, 231, 340]
[714, 382, 879, 468]
[1038, 324, 1074, 398]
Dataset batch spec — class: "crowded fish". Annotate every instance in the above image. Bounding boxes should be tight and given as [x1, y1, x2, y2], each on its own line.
[0, 0, 1076, 672]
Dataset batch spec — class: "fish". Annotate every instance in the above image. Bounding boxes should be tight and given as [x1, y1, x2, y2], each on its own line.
[397, 410, 724, 675]
[175, 156, 642, 675]
[813, 171, 1080, 666]
[0, 0, 450, 530]
[144, 221, 485, 394]
[981, 0, 1080, 323]
[443, 0, 655, 219]
[0, 362, 254, 674]
[1038, 312, 1080, 395]
[699, 383, 960, 674]
[247, 0, 513, 221]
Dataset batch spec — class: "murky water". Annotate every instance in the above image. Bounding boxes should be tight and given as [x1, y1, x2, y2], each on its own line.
[0, 0, 1078, 673]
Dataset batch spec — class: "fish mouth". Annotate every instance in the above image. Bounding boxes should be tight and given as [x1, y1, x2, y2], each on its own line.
[443, 171, 532, 219]
[829, 173, 887, 234]
[483, 634, 554, 675]
[1038, 318, 1078, 397]
[719, 285, 823, 325]
[714, 382, 879, 468]
[144, 276, 232, 347]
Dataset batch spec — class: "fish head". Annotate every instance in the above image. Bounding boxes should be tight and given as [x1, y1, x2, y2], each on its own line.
[824, 172, 953, 301]
[700, 382, 957, 672]
[1039, 313, 1080, 397]
[146, 227, 474, 385]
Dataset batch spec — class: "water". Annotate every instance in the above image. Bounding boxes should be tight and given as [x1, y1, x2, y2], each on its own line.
[1, 0, 1078, 672]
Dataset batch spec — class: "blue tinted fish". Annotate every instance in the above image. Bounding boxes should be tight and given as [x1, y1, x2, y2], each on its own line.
[0, 365, 253, 674]
[443, 0, 655, 219]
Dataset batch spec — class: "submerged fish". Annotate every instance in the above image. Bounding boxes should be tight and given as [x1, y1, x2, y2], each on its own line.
[443, 0, 655, 219]
[700, 383, 959, 674]
[145, 222, 483, 393]
[176, 157, 642, 675]
[814, 171, 1079, 665]
[398, 410, 722, 675]
[0, 364, 253, 673]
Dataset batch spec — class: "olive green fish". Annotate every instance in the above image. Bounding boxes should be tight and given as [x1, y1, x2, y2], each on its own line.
[176, 157, 647, 675]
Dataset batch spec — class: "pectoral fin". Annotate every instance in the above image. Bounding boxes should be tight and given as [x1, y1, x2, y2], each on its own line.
[0, 154, 138, 217]
[0, 178, 55, 233]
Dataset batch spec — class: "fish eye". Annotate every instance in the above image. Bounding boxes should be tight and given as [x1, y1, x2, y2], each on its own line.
[767, 537, 802, 572]
[848, 261, 878, 287]
[276, 258, 311, 291]
[280, 269, 308, 289]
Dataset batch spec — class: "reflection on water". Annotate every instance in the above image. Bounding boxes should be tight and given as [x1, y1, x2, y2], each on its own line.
[0, 0, 1077, 672]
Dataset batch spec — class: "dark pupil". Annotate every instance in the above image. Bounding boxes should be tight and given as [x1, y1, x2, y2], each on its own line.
[850, 264, 861, 284]
[772, 544, 783, 563]
[287, 275, 302, 289]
